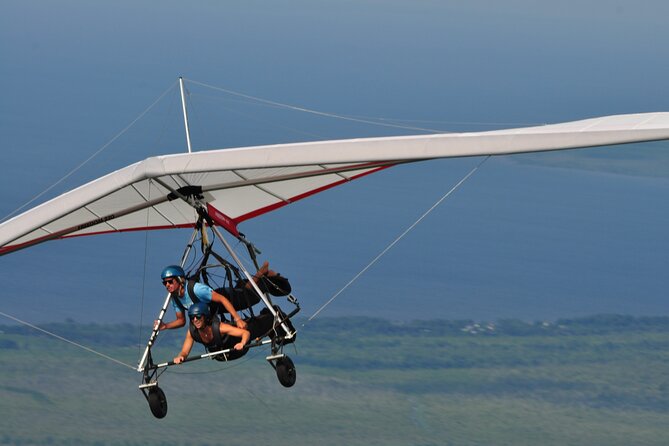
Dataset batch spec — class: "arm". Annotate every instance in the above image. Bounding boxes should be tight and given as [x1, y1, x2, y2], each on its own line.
[210, 290, 247, 329]
[173, 330, 195, 364]
[156, 311, 186, 331]
[218, 323, 250, 351]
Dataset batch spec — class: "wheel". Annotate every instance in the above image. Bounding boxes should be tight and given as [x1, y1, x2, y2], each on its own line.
[275, 356, 296, 388]
[147, 386, 168, 419]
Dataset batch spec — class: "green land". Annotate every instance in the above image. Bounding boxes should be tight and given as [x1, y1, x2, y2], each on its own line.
[1, 315, 669, 446]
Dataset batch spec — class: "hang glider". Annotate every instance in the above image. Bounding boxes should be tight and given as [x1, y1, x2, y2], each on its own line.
[5, 103, 669, 419]
[2, 111, 669, 256]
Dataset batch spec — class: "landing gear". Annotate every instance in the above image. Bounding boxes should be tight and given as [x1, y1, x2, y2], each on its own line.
[267, 353, 297, 387]
[147, 386, 168, 419]
[139, 352, 168, 419]
[266, 304, 300, 387]
[266, 309, 298, 388]
[275, 356, 297, 387]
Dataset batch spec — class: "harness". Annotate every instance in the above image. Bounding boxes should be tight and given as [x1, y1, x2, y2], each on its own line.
[188, 317, 230, 352]
[186, 246, 279, 318]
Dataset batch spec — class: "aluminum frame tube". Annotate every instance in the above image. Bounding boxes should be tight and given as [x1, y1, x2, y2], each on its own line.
[137, 226, 201, 372]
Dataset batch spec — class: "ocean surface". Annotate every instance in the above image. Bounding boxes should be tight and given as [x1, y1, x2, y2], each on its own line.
[3, 0, 669, 330]
[4, 152, 668, 325]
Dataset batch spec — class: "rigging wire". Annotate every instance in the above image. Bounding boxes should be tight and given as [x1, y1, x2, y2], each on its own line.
[305, 155, 492, 323]
[0, 310, 136, 371]
[0, 80, 179, 224]
[185, 78, 445, 134]
[153, 84, 182, 150]
[190, 92, 327, 141]
[186, 78, 545, 133]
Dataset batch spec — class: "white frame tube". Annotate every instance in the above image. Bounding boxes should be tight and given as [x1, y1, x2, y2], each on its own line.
[209, 224, 296, 339]
[137, 226, 201, 372]
[179, 76, 193, 154]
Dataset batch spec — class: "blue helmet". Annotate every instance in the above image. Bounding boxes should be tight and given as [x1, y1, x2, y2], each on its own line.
[188, 302, 211, 319]
[161, 265, 185, 280]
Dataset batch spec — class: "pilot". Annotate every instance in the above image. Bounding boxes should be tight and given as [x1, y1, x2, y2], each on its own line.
[155, 265, 248, 332]
[173, 302, 250, 364]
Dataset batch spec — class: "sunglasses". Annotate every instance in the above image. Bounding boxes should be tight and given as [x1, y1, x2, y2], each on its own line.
[190, 314, 204, 320]
[162, 278, 177, 285]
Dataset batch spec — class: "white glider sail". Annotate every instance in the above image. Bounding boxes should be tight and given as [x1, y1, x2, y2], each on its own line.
[2, 112, 669, 255]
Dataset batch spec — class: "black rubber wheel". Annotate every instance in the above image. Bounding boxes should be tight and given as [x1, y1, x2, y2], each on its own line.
[147, 386, 168, 419]
[276, 356, 296, 388]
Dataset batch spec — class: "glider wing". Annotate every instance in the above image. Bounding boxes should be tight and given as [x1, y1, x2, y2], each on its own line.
[2, 112, 669, 255]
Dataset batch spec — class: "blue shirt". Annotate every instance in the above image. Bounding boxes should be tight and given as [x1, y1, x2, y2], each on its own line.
[171, 282, 214, 313]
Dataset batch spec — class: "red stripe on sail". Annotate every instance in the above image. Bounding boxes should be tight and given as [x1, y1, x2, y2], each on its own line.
[233, 165, 392, 225]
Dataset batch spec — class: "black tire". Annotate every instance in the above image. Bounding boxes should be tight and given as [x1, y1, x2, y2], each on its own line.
[276, 356, 297, 388]
[147, 387, 168, 419]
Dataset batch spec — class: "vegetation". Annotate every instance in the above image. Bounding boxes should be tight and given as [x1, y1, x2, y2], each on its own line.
[1, 315, 669, 445]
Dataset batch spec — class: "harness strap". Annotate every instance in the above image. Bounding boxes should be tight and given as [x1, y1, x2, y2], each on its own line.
[171, 279, 201, 314]
[208, 249, 244, 283]
[206, 249, 256, 317]
[210, 318, 229, 348]
[189, 317, 230, 351]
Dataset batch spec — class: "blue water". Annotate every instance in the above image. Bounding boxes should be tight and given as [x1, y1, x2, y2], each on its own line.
[264, 155, 669, 322]
[5, 154, 668, 324]
[2, 0, 669, 325]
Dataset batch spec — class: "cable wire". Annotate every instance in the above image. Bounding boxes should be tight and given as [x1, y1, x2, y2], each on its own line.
[0, 310, 136, 370]
[185, 78, 444, 134]
[306, 156, 491, 322]
[1, 81, 179, 224]
[186, 78, 545, 133]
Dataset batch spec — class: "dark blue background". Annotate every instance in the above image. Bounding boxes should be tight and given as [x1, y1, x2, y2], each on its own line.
[2, 1, 668, 324]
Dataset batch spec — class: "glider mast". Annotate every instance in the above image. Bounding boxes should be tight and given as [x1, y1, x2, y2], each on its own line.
[179, 76, 193, 153]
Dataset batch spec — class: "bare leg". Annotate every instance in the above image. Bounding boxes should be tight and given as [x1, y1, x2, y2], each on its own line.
[257, 261, 269, 276]
[246, 261, 279, 289]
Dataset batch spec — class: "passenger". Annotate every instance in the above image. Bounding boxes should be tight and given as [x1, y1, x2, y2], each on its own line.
[173, 303, 250, 364]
